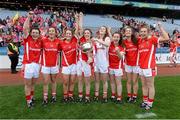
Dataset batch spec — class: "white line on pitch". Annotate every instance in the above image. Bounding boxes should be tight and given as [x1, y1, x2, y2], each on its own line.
[135, 112, 157, 119]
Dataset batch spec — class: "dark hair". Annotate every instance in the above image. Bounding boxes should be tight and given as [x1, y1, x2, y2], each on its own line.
[173, 29, 179, 35]
[65, 28, 74, 34]
[30, 27, 41, 34]
[124, 26, 138, 45]
[83, 28, 93, 38]
[112, 32, 123, 46]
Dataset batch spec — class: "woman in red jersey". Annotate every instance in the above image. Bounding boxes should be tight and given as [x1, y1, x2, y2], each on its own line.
[60, 28, 78, 102]
[22, 11, 42, 108]
[123, 26, 139, 103]
[138, 22, 169, 110]
[76, 12, 93, 103]
[41, 27, 61, 105]
[109, 32, 125, 104]
[169, 35, 178, 67]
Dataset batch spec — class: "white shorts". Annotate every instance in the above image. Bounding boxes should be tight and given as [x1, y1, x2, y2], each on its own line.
[94, 65, 108, 74]
[77, 60, 91, 77]
[125, 64, 139, 74]
[24, 63, 41, 79]
[41, 66, 59, 74]
[139, 67, 157, 77]
[109, 68, 123, 76]
[62, 64, 76, 75]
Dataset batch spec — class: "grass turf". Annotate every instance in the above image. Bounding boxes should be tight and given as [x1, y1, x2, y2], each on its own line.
[0, 76, 180, 119]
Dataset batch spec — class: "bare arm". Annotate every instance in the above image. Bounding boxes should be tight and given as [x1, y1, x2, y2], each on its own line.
[78, 12, 83, 37]
[94, 37, 111, 47]
[107, 27, 112, 39]
[157, 22, 169, 42]
[23, 12, 33, 39]
[74, 12, 80, 38]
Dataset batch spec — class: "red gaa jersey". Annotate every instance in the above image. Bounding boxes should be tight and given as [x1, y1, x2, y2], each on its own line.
[23, 35, 42, 64]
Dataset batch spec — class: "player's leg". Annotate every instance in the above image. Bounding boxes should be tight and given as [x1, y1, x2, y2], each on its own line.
[31, 78, 37, 103]
[132, 72, 139, 103]
[50, 66, 59, 103]
[68, 64, 77, 102]
[101, 73, 108, 102]
[84, 76, 91, 103]
[62, 74, 70, 102]
[145, 76, 155, 110]
[140, 75, 148, 108]
[109, 70, 116, 101]
[94, 72, 100, 101]
[77, 61, 83, 101]
[125, 65, 133, 102]
[24, 79, 33, 108]
[126, 72, 132, 102]
[42, 73, 50, 105]
[50, 73, 58, 103]
[69, 74, 76, 101]
[115, 76, 123, 104]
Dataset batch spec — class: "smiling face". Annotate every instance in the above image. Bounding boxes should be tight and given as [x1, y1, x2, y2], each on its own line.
[140, 27, 149, 39]
[84, 29, 91, 40]
[65, 30, 72, 40]
[30, 29, 40, 40]
[48, 27, 56, 39]
[99, 26, 107, 36]
[112, 33, 120, 45]
[124, 28, 132, 37]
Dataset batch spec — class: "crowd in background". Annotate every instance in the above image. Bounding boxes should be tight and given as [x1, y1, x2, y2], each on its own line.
[0, 8, 77, 47]
[113, 14, 180, 47]
[0, 8, 180, 48]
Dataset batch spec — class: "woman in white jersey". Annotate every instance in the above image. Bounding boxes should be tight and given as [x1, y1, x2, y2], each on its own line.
[93, 26, 111, 102]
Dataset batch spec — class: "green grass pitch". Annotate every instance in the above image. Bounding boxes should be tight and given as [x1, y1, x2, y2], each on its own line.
[0, 76, 180, 119]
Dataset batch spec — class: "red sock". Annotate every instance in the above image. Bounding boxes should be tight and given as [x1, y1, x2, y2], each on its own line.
[128, 93, 132, 97]
[111, 93, 116, 97]
[85, 94, 90, 99]
[148, 98, 154, 102]
[143, 96, 148, 102]
[79, 92, 83, 98]
[63, 93, 68, 98]
[68, 91, 73, 97]
[148, 98, 154, 106]
[31, 91, 34, 99]
[133, 94, 137, 98]
[26, 95, 31, 103]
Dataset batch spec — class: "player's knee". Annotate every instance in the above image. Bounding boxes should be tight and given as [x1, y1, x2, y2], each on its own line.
[51, 79, 56, 84]
[133, 79, 138, 84]
[70, 79, 75, 85]
[43, 79, 49, 86]
[102, 79, 107, 85]
[63, 80, 68, 86]
[127, 79, 131, 84]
